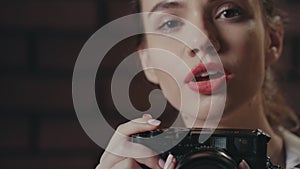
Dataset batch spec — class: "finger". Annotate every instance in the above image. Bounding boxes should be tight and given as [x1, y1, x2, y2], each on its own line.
[143, 113, 153, 119]
[100, 143, 161, 169]
[163, 154, 176, 169]
[100, 139, 159, 168]
[101, 117, 161, 168]
[101, 151, 163, 169]
[109, 117, 160, 145]
[238, 160, 251, 169]
[107, 117, 161, 156]
[135, 155, 164, 169]
[167, 160, 176, 169]
[106, 139, 161, 161]
[116, 117, 161, 136]
[111, 158, 142, 169]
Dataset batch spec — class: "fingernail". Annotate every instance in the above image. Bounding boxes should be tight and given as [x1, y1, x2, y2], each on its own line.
[147, 119, 161, 126]
[163, 154, 174, 169]
[143, 114, 152, 119]
[277, 126, 284, 132]
[158, 159, 165, 168]
[172, 157, 176, 163]
[239, 160, 250, 169]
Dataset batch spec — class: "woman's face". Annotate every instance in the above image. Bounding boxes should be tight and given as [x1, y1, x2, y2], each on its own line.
[138, 0, 281, 125]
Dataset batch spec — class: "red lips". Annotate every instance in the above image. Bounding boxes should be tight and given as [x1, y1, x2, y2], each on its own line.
[184, 62, 233, 94]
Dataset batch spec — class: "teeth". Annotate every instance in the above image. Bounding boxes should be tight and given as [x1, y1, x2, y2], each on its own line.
[200, 71, 218, 77]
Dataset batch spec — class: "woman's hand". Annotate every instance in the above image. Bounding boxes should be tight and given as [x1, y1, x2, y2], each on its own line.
[96, 113, 251, 169]
[96, 114, 165, 169]
[238, 160, 251, 169]
[162, 154, 176, 169]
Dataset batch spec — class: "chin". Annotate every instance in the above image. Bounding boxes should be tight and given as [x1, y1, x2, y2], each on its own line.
[181, 105, 225, 128]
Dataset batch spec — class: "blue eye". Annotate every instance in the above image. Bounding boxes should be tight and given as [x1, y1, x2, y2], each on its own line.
[158, 19, 184, 32]
[219, 8, 242, 19]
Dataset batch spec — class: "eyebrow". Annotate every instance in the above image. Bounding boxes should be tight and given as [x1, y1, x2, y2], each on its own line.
[148, 0, 186, 17]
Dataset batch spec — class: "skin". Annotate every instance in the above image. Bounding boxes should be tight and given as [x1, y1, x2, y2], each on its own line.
[98, 0, 285, 168]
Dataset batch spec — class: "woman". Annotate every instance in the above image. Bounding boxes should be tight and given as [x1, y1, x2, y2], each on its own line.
[97, 0, 300, 168]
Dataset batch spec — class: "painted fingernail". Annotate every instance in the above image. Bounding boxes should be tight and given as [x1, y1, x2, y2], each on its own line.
[239, 160, 250, 169]
[158, 158, 165, 168]
[143, 114, 152, 119]
[147, 119, 161, 126]
[163, 154, 174, 169]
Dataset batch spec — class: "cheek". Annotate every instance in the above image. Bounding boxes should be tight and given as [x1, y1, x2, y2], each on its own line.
[144, 41, 190, 110]
[158, 72, 181, 105]
[220, 22, 267, 106]
[221, 21, 266, 72]
[145, 34, 186, 57]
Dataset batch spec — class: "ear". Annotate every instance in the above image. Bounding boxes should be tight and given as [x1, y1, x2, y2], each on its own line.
[265, 16, 284, 67]
[138, 47, 159, 84]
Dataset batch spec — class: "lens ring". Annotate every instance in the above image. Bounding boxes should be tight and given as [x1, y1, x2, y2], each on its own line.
[176, 149, 237, 169]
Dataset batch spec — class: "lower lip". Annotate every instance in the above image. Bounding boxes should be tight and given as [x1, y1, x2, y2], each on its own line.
[187, 75, 233, 94]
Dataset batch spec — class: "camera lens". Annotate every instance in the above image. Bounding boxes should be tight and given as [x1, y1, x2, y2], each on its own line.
[176, 149, 237, 169]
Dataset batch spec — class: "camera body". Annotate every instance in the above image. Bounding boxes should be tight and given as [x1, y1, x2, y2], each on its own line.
[132, 128, 278, 169]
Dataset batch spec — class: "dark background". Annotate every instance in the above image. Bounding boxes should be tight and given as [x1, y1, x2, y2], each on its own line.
[1, 0, 300, 169]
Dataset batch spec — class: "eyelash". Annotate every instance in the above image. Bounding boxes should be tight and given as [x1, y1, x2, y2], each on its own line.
[155, 4, 243, 33]
[216, 5, 244, 20]
[157, 17, 184, 33]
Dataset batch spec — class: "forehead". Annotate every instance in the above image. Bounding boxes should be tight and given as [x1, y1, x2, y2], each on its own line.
[140, 0, 260, 12]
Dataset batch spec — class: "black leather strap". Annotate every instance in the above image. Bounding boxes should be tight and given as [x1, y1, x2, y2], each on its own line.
[294, 164, 300, 168]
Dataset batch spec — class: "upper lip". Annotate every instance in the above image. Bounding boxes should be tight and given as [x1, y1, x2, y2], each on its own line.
[184, 62, 228, 83]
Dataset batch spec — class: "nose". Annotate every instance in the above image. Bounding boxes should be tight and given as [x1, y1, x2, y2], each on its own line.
[189, 35, 221, 57]
[185, 15, 221, 58]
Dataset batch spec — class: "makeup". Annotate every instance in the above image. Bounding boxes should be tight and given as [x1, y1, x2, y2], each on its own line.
[184, 62, 234, 94]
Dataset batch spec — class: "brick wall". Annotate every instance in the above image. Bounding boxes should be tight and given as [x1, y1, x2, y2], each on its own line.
[1, 0, 300, 169]
[0, 0, 103, 168]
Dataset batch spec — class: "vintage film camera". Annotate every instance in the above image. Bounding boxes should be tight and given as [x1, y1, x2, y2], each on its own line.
[132, 128, 282, 169]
